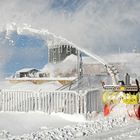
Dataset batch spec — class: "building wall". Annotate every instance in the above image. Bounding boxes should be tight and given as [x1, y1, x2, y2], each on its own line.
[48, 44, 77, 63]
[83, 64, 107, 75]
[16, 69, 39, 78]
[83, 62, 126, 76]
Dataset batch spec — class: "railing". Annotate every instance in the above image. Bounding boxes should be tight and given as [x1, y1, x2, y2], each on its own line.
[0, 89, 102, 116]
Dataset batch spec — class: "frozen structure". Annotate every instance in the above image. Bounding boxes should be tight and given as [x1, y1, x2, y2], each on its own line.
[14, 68, 39, 78]
[2, 25, 119, 120]
[0, 88, 102, 119]
[3, 44, 103, 120]
[48, 40, 77, 64]
[47, 39, 83, 79]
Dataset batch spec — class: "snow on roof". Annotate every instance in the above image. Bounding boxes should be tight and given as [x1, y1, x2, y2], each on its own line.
[82, 56, 99, 64]
[16, 68, 39, 73]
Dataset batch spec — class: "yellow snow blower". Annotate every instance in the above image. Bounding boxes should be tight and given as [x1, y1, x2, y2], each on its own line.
[102, 73, 140, 119]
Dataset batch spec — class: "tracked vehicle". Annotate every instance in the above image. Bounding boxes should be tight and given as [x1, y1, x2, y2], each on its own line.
[102, 73, 140, 119]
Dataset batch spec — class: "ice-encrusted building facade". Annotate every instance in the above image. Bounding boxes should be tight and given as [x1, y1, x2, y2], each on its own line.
[48, 40, 77, 64]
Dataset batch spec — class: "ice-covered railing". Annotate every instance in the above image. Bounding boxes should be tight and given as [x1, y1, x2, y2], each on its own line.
[6, 23, 119, 84]
[0, 89, 101, 118]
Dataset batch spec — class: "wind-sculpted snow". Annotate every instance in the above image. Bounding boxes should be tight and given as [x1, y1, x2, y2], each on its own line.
[0, 115, 129, 140]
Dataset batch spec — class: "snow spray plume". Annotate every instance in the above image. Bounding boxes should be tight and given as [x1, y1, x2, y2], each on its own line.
[0, 0, 140, 77]
[16, 25, 106, 65]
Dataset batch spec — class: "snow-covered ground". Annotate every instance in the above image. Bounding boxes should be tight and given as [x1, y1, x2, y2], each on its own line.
[0, 81, 140, 140]
[0, 112, 79, 136]
[77, 120, 140, 140]
[0, 80, 63, 90]
[1, 111, 140, 140]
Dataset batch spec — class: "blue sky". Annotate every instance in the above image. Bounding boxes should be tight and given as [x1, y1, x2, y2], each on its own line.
[4, 34, 48, 75]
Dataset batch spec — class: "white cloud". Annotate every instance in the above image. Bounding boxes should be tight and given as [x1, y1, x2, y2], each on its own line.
[0, 0, 140, 52]
[0, 0, 140, 77]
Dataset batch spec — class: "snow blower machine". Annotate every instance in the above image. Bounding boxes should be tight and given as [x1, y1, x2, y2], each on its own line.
[102, 65, 140, 119]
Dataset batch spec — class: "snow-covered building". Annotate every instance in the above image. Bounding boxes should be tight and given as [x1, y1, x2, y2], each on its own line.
[4, 40, 107, 119]
[48, 40, 77, 63]
[14, 68, 39, 78]
[82, 57, 107, 75]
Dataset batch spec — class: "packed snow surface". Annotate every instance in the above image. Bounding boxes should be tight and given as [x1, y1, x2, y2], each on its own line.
[0, 111, 139, 140]
[0, 81, 63, 90]
[0, 112, 78, 136]
[0, 80, 140, 139]
[10, 81, 62, 90]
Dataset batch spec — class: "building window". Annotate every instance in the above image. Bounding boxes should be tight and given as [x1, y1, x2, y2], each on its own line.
[53, 58, 57, 63]
[66, 45, 71, 54]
